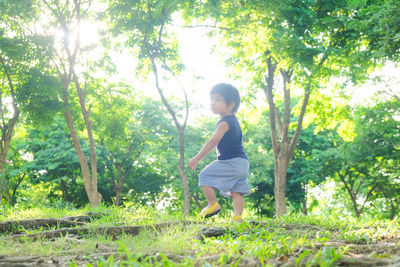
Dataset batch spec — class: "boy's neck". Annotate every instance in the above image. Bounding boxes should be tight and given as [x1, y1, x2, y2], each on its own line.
[220, 112, 234, 118]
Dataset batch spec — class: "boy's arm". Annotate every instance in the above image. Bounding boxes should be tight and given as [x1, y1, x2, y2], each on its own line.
[188, 121, 229, 170]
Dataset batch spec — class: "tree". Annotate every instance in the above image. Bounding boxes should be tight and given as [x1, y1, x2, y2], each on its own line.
[325, 100, 400, 218]
[1, 137, 29, 206]
[0, 0, 60, 204]
[242, 107, 333, 216]
[93, 86, 174, 207]
[349, 0, 400, 62]
[184, 0, 389, 216]
[106, 0, 192, 214]
[22, 117, 86, 205]
[93, 87, 144, 207]
[41, 0, 102, 207]
[370, 158, 400, 219]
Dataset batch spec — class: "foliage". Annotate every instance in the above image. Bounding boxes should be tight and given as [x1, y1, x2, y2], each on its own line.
[0, 0, 399, 221]
[323, 99, 400, 218]
[180, 0, 396, 218]
[21, 117, 87, 206]
[242, 106, 335, 216]
[0, 0, 61, 123]
[349, 0, 400, 61]
[0, 136, 30, 206]
[91, 84, 173, 206]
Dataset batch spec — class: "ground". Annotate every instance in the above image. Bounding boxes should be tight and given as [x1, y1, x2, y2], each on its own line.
[1, 212, 400, 266]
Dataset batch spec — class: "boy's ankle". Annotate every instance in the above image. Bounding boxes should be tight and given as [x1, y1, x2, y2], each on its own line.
[208, 201, 218, 207]
[233, 215, 243, 222]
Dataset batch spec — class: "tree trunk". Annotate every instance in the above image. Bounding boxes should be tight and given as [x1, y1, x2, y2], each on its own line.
[353, 200, 361, 218]
[109, 141, 144, 207]
[115, 188, 121, 207]
[193, 190, 202, 210]
[301, 200, 308, 215]
[301, 183, 308, 215]
[178, 128, 190, 215]
[150, 55, 191, 215]
[274, 147, 290, 217]
[264, 52, 311, 218]
[60, 179, 70, 202]
[63, 104, 102, 207]
[0, 55, 21, 207]
[45, 0, 102, 208]
[390, 200, 396, 220]
[73, 76, 102, 208]
[10, 176, 24, 206]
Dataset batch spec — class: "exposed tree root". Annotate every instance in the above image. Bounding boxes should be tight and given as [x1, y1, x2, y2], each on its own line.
[196, 227, 226, 241]
[10, 220, 201, 241]
[0, 213, 103, 233]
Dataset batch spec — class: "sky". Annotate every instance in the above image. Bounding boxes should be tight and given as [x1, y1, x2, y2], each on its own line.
[350, 61, 400, 105]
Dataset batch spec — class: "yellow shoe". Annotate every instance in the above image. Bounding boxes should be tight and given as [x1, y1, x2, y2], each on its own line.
[199, 202, 221, 219]
[232, 215, 243, 222]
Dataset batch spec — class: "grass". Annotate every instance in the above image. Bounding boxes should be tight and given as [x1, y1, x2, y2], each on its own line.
[0, 205, 85, 221]
[1, 205, 399, 266]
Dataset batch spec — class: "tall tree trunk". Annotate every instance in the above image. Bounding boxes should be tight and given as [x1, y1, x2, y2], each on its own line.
[44, 0, 102, 207]
[0, 55, 21, 206]
[72, 75, 102, 207]
[274, 150, 290, 216]
[150, 56, 191, 215]
[139, 3, 191, 215]
[264, 52, 311, 217]
[63, 105, 102, 207]
[178, 128, 190, 215]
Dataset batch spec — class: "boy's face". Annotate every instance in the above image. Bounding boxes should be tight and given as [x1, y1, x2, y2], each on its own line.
[210, 93, 234, 116]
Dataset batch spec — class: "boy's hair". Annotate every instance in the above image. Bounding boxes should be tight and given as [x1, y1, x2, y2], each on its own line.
[210, 83, 241, 113]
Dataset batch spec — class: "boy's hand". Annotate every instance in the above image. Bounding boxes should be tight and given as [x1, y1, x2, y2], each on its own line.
[188, 157, 200, 170]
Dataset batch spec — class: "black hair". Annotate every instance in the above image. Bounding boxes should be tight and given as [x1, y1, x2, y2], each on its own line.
[210, 83, 241, 113]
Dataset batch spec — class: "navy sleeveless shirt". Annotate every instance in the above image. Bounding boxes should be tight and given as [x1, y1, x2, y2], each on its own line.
[216, 114, 248, 160]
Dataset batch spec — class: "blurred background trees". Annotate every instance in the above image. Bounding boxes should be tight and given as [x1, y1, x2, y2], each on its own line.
[0, 0, 399, 220]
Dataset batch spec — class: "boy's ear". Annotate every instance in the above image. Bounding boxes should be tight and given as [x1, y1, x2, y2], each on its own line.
[228, 101, 235, 111]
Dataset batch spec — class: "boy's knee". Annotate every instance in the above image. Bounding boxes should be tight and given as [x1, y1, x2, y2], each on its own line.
[231, 192, 243, 198]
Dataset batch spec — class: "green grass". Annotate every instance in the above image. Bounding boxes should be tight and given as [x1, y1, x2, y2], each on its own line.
[0, 206, 85, 221]
[0, 205, 399, 266]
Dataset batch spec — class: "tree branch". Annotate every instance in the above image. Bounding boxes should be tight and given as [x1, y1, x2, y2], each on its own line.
[280, 70, 292, 142]
[264, 51, 279, 157]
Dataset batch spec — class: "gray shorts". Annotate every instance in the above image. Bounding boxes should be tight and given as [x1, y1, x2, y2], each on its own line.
[199, 157, 250, 198]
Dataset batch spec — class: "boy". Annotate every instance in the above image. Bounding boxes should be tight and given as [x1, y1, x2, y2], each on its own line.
[188, 83, 250, 222]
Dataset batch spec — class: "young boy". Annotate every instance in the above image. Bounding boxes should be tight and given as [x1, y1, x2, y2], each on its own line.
[188, 83, 250, 222]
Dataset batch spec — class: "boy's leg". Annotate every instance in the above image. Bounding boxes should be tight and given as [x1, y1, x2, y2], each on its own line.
[201, 186, 219, 208]
[231, 192, 244, 218]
